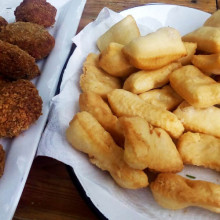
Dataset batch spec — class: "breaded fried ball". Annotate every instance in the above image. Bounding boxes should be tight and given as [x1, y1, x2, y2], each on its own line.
[14, 0, 57, 28]
[0, 145, 5, 178]
[0, 16, 8, 27]
[0, 22, 55, 60]
[0, 40, 40, 80]
[0, 80, 42, 137]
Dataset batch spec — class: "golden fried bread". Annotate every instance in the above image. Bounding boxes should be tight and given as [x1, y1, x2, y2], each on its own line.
[139, 85, 183, 111]
[80, 53, 121, 99]
[119, 116, 183, 172]
[122, 27, 186, 70]
[107, 89, 184, 138]
[150, 173, 220, 213]
[182, 26, 220, 53]
[169, 65, 220, 108]
[123, 62, 181, 94]
[0, 145, 5, 178]
[177, 132, 220, 171]
[178, 42, 197, 65]
[79, 92, 124, 146]
[192, 54, 220, 75]
[97, 15, 140, 51]
[174, 101, 220, 138]
[98, 42, 137, 77]
[66, 111, 148, 189]
[204, 10, 220, 27]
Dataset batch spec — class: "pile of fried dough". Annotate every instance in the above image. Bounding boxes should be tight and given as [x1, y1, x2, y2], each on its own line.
[66, 10, 220, 214]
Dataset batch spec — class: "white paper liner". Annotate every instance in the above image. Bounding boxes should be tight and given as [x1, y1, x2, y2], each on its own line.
[0, 0, 86, 219]
[38, 5, 220, 220]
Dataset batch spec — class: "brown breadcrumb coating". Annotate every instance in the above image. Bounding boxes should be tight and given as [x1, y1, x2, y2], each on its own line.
[0, 80, 42, 137]
[15, 0, 57, 28]
[0, 22, 55, 60]
[0, 76, 9, 88]
[0, 40, 40, 80]
[0, 16, 8, 28]
[0, 145, 5, 178]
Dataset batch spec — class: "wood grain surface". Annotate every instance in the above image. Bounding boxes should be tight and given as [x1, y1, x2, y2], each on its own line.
[14, 0, 217, 219]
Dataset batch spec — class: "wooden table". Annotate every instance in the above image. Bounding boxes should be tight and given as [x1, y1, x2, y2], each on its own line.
[13, 0, 217, 219]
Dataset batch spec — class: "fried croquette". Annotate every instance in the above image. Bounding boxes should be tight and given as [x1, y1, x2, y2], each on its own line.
[0, 40, 40, 80]
[0, 145, 5, 178]
[0, 80, 42, 137]
[0, 22, 55, 60]
[14, 0, 57, 28]
[0, 16, 7, 27]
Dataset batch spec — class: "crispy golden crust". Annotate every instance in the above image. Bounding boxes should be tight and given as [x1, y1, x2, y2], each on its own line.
[0, 40, 40, 79]
[0, 16, 8, 27]
[178, 42, 197, 65]
[182, 26, 220, 53]
[119, 116, 183, 172]
[139, 85, 183, 111]
[150, 173, 220, 213]
[66, 111, 149, 189]
[80, 53, 121, 99]
[204, 10, 220, 27]
[97, 15, 140, 51]
[177, 132, 220, 171]
[123, 62, 181, 94]
[79, 92, 124, 146]
[107, 89, 184, 139]
[0, 144, 5, 178]
[122, 27, 186, 70]
[14, 0, 57, 28]
[0, 80, 42, 137]
[174, 101, 220, 138]
[170, 65, 220, 108]
[98, 42, 137, 77]
[0, 22, 55, 60]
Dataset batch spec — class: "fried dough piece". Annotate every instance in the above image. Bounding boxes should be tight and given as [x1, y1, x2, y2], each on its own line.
[14, 0, 57, 28]
[0, 22, 55, 60]
[174, 101, 220, 138]
[204, 10, 220, 27]
[80, 53, 121, 99]
[66, 111, 149, 189]
[150, 173, 220, 213]
[192, 54, 220, 75]
[177, 132, 220, 171]
[122, 27, 186, 70]
[119, 116, 183, 172]
[169, 65, 220, 108]
[182, 26, 220, 53]
[0, 145, 5, 178]
[123, 62, 181, 94]
[79, 92, 124, 146]
[139, 85, 183, 111]
[0, 40, 40, 80]
[107, 89, 184, 139]
[98, 42, 137, 77]
[97, 15, 140, 51]
[178, 42, 197, 65]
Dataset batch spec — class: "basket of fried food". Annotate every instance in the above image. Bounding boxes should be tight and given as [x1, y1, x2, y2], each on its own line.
[66, 10, 220, 214]
[0, 0, 57, 178]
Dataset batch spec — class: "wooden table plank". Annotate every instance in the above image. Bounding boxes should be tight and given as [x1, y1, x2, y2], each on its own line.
[78, 0, 217, 32]
[14, 0, 217, 219]
[14, 157, 98, 220]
